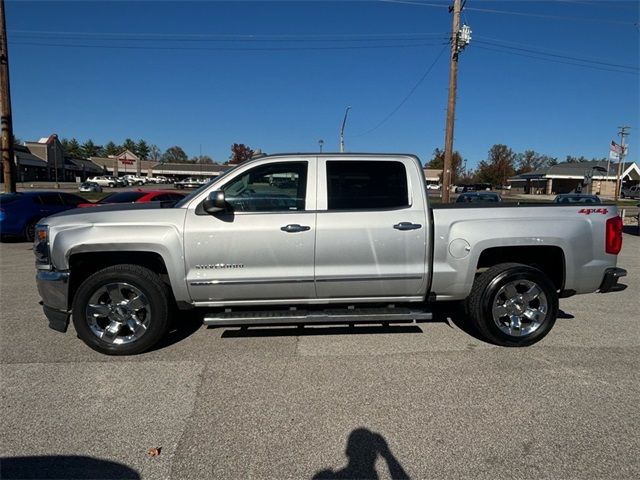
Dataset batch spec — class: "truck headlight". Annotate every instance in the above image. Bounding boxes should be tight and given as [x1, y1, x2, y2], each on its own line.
[34, 224, 51, 269]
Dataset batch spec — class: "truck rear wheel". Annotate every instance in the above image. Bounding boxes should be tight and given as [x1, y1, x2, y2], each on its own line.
[72, 264, 171, 355]
[466, 263, 558, 347]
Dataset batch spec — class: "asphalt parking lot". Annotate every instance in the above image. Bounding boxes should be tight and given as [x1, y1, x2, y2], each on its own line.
[1, 234, 639, 479]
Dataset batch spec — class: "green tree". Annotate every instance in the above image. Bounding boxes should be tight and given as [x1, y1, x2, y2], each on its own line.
[162, 146, 188, 163]
[66, 138, 82, 158]
[103, 141, 120, 156]
[136, 139, 150, 160]
[122, 138, 137, 154]
[60, 138, 70, 152]
[476, 144, 516, 187]
[229, 143, 254, 165]
[426, 148, 464, 185]
[80, 139, 100, 158]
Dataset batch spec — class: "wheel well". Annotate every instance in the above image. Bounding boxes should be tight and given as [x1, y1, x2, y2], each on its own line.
[476, 246, 565, 291]
[68, 251, 170, 309]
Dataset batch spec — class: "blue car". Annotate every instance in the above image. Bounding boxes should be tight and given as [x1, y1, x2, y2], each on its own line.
[0, 191, 87, 242]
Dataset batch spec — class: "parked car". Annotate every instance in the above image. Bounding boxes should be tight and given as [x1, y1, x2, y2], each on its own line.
[78, 182, 102, 193]
[553, 194, 601, 204]
[77, 190, 186, 208]
[620, 185, 640, 199]
[106, 176, 127, 187]
[87, 176, 118, 188]
[175, 178, 205, 189]
[122, 174, 146, 186]
[455, 192, 502, 203]
[0, 191, 87, 241]
[146, 176, 168, 184]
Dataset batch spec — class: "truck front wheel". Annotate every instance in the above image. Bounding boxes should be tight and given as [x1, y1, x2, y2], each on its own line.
[466, 263, 558, 347]
[72, 264, 171, 355]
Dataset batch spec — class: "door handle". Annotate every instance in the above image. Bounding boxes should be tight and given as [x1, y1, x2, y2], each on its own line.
[281, 224, 311, 233]
[393, 222, 422, 231]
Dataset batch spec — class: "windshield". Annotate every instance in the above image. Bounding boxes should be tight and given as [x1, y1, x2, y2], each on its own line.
[99, 191, 146, 203]
[174, 165, 238, 208]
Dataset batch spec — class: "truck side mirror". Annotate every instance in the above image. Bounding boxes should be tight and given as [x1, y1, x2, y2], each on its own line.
[202, 190, 226, 214]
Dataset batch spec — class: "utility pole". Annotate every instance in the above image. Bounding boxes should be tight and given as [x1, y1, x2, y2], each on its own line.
[0, 0, 15, 193]
[318, 139, 324, 153]
[53, 134, 59, 188]
[339, 106, 351, 153]
[442, 0, 471, 202]
[614, 126, 630, 200]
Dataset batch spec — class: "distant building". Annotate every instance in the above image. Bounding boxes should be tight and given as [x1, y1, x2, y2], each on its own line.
[152, 162, 230, 179]
[508, 160, 640, 195]
[423, 168, 442, 185]
[89, 150, 156, 177]
[23, 135, 102, 182]
[24, 135, 69, 182]
[13, 144, 48, 182]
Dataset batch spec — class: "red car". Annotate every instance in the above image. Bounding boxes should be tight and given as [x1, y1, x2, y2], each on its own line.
[78, 190, 186, 208]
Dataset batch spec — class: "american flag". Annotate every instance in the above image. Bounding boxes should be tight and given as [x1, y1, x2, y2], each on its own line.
[610, 141, 623, 154]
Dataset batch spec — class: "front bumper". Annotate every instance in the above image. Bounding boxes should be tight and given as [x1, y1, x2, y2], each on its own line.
[598, 267, 627, 293]
[36, 270, 71, 332]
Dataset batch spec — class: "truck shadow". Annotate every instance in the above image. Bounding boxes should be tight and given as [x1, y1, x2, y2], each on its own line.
[0, 455, 140, 479]
[219, 323, 423, 338]
[149, 310, 204, 351]
[158, 302, 580, 345]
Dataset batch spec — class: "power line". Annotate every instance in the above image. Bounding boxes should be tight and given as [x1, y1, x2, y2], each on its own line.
[464, 5, 638, 26]
[9, 29, 449, 42]
[11, 40, 445, 52]
[474, 44, 639, 75]
[348, 45, 448, 138]
[379, 0, 449, 8]
[381, 0, 638, 26]
[474, 38, 638, 71]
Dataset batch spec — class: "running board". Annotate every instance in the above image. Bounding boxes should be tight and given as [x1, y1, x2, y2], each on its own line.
[203, 307, 432, 327]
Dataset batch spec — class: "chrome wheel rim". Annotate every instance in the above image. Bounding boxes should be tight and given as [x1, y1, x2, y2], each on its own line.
[86, 282, 151, 345]
[492, 279, 548, 337]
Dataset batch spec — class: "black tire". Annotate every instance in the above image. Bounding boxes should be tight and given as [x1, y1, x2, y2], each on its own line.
[466, 262, 558, 347]
[24, 219, 38, 242]
[108, 183, 115, 188]
[72, 264, 171, 355]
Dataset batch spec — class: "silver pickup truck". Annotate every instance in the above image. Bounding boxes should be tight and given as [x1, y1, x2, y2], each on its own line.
[34, 154, 627, 355]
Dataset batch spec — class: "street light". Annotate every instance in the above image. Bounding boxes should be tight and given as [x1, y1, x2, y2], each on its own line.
[339, 106, 351, 153]
[318, 139, 324, 153]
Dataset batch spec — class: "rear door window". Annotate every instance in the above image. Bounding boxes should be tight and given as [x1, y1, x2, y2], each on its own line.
[326, 161, 409, 210]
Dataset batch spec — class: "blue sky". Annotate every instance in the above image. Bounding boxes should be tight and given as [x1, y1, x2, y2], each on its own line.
[7, 0, 639, 168]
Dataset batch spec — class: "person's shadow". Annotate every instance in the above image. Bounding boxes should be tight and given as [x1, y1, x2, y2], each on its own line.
[313, 428, 410, 480]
